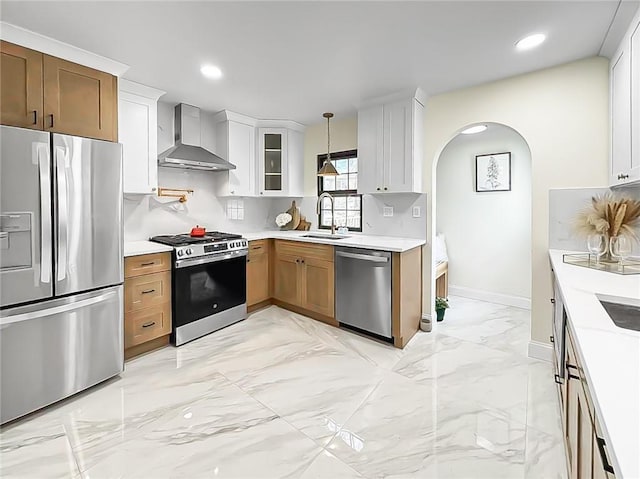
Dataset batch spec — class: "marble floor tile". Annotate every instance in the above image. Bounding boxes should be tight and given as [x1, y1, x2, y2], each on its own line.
[0, 296, 567, 479]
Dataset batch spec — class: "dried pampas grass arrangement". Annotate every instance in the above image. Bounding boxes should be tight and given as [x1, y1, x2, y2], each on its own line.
[574, 193, 640, 242]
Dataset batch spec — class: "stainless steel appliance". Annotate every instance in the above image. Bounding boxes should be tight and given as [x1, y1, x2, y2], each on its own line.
[0, 126, 124, 425]
[335, 246, 392, 340]
[150, 232, 248, 345]
[158, 104, 236, 171]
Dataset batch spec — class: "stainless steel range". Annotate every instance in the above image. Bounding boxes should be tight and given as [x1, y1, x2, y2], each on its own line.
[150, 232, 248, 345]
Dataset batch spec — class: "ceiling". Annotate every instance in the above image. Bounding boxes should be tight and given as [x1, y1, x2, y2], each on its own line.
[2, 1, 639, 125]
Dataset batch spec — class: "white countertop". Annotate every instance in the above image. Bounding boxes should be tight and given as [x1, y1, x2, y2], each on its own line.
[124, 240, 173, 257]
[243, 230, 426, 253]
[549, 250, 640, 479]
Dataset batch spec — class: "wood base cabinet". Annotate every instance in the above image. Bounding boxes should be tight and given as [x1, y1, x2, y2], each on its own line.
[561, 324, 616, 479]
[273, 240, 335, 323]
[0, 40, 117, 142]
[247, 240, 271, 308]
[124, 252, 172, 360]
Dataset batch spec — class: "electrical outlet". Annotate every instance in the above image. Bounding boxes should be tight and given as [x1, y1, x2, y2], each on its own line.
[383, 206, 394, 217]
[412, 206, 421, 218]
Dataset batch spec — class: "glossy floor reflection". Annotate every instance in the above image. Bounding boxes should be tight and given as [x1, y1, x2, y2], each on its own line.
[0, 296, 567, 478]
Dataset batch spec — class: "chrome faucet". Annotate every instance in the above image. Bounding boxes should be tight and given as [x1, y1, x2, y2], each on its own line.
[316, 192, 336, 234]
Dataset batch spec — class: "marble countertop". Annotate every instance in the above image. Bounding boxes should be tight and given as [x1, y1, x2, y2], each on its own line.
[243, 230, 426, 253]
[124, 241, 173, 257]
[549, 249, 640, 479]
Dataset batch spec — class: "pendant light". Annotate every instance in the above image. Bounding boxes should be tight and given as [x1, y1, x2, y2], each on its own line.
[317, 112, 339, 176]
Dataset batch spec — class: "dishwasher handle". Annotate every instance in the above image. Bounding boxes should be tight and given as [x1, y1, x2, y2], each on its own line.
[336, 251, 389, 263]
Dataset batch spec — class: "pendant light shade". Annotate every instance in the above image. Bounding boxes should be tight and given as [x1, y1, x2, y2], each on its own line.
[317, 112, 339, 176]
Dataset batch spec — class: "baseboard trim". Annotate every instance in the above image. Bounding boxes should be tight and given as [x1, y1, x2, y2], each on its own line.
[528, 341, 553, 362]
[449, 285, 531, 310]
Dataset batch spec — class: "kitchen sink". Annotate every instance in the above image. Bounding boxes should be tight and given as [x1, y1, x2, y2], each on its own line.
[302, 234, 350, 240]
[597, 294, 640, 332]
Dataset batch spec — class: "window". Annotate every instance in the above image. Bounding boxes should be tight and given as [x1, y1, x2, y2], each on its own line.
[317, 149, 362, 232]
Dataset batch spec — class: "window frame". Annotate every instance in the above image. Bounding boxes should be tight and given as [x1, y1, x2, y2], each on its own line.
[317, 149, 362, 232]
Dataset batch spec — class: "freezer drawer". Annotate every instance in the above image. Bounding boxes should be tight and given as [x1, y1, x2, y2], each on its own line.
[335, 247, 392, 339]
[0, 285, 123, 424]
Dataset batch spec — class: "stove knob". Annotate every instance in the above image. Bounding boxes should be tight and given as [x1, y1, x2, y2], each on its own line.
[186, 248, 193, 255]
[177, 250, 184, 257]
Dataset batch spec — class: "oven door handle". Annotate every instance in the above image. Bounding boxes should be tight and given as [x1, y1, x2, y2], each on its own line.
[175, 250, 248, 269]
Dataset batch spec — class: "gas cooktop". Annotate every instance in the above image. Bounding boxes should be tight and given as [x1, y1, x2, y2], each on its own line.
[150, 231, 243, 247]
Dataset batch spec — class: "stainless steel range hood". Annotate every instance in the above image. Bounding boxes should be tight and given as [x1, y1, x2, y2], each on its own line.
[158, 103, 236, 171]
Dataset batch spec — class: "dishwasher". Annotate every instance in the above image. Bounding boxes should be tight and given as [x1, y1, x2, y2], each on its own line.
[335, 247, 392, 340]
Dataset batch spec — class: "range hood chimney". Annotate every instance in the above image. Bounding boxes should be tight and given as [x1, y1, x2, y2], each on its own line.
[158, 104, 236, 171]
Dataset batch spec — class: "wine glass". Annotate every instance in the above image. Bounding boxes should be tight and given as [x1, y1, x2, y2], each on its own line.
[610, 236, 632, 270]
[587, 234, 607, 265]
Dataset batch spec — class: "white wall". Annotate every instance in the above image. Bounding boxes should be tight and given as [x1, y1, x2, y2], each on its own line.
[436, 124, 531, 304]
[423, 56, 610, 346]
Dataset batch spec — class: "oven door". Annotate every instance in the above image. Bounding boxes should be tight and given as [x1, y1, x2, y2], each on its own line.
[173, 251, 247, 334]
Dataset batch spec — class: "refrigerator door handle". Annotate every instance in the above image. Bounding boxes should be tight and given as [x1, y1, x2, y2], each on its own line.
[55, 146, 68, 281]
[0, 290, 118, 326]
[37, 143, 52, 284]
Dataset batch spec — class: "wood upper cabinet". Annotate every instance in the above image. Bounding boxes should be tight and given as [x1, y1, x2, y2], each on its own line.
[0, 41, 44, 129]
[247, 240, 270, 307]
[43, 55, 117, 141]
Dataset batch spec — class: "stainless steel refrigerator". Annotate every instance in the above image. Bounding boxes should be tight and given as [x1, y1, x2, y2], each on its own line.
[0, 125, 124, 424]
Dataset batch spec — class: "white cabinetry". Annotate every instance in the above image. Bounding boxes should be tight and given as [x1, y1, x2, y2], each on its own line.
[357, 89, 425, 194]
[257, 122, 304, 197]
[118, 79, 165, 194]
[213, 111, 257, 197]
[610, 10, 640, 187]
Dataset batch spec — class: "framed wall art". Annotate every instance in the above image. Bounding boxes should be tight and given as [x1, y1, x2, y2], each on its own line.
[475, 152, 511, 192]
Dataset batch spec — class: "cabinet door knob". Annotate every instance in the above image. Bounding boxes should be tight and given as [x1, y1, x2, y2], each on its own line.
[151, 187, 157, 192]
[384, 187, 388, 191]
[376, 187, 381, 191]
[231, 191, 235, 194]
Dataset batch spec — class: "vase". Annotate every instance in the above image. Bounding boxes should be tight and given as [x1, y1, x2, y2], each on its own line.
[436, 309, 445, 322]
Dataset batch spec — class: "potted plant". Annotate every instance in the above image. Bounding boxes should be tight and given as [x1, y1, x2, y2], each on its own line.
[435, 297, 449, 322]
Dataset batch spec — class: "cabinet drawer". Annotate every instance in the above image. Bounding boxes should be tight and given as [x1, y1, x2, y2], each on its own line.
[125, 252, 171, 278]
[124, 271, 171, 312]
[125, 302, 171, 349]
[248, 240, 269, 258]
[275, 240, 333, 262]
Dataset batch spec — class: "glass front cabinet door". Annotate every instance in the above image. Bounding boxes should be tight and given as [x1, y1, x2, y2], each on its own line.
[258, 128, 287, 195]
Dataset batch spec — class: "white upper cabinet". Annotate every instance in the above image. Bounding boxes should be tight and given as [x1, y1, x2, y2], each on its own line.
[257, 121, 304, 197]
[118, 79, 165, 194]
[213, 111, 257, 197]
[357, 89, 425, 194]
[610, 10, 640, 187]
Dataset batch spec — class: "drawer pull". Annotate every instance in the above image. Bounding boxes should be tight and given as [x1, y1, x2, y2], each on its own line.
[32, 110, 38, 125]
[141, 289, 156, 294]
[596, 436, 615, 474]
[49, 114, 54, 128]
[142, 321, 156, 328]
[140, 262, 155, 266]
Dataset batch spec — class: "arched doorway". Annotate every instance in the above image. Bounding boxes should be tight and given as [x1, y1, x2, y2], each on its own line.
[430, 122, 532, 336]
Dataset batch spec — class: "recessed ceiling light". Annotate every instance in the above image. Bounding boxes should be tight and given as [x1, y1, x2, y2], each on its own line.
[516, 33, 546, 51]
[200, 64, 223, 80]
[460, 125, 487, 135]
